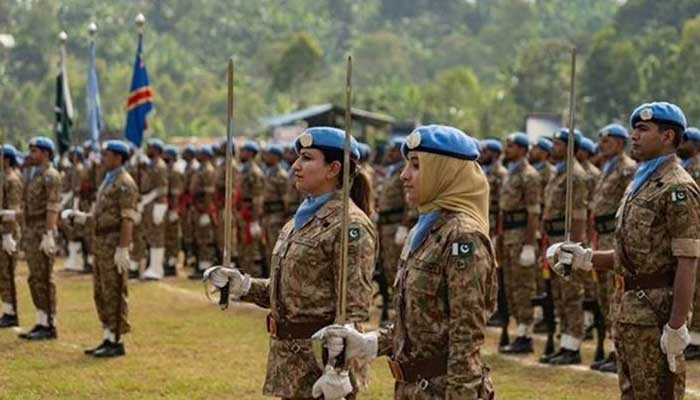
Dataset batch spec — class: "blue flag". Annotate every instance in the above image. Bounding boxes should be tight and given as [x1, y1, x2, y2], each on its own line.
[124, 34, 153, 147]
[86, 39, 102, 149]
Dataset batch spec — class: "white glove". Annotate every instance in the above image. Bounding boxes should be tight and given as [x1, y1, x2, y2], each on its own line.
[0, 210, 17, 222]
[311, 365, 353, 400]
[519, 244, 536, 267]
[312, 324, 379, 362]
[2, 234, 16, 254]
[72, 211, 90, 225]
[60, 209, 73, 221]
[558, 242, 593, 272]
[250, 221, 262, 238]
[152, 203, 167, 225]
[202, 266, 251, 298]
[394, 225, 408, 246]
[168, 210, 179, 222]
[660, 323, 690, 373]
[138, 190, 159, 210]
[114, 247, 131, 274]
[39, 232, 56, 256]
[199, 214, 211, 227]
[137, 202, 144, 214]
[133, 211, 142, 225]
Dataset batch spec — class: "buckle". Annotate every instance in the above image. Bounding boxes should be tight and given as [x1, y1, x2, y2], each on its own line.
[387, 360, 405, 382]
[418, 379, 429, 391]
[636, 290, 646, 300]
[290, 343, 301, 354]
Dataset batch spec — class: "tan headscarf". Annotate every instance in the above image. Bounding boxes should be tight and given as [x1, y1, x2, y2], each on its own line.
[416, 152, 490, 236]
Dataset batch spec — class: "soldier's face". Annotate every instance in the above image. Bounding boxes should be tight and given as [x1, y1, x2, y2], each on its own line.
[102, 151, 121, 170]
[28, 147, 44, 165]
[292, 148, 339, 195]
[400, 153, 420, 207]
[631, 121, 674, 161]
[551, 139, 567, 161]
[504, 142, 522, 161]
[598, 136, 624, 158]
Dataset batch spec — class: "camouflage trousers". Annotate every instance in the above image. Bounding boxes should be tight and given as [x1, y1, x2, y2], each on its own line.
[192, 208, 217, 265]
[596, 233, 618, 335]
[216, 210, 238, 263]
[93, 233, 130, 336]
[132, 222, 146, 263]
[143, 203, 166, 248]
[263, 212, 286, 266]
[552, 273, 585, 340]
[237, 218, 264, 277]
[23, 227, 56, 318]
[394, 350, 494, 400]
[615, 322, 685, 399]
[380, 224, 402, 288]
[181, 207, 195, 266]
[0, 248, 17, 310]
[165, 216, 180, 265]
[503, 242, 537, 325]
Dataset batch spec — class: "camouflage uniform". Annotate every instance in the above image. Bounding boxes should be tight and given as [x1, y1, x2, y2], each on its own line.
[181, 159, 199, 267]
[614, 157, 699, 399]
[190, 159, 217, 270]
[0, 167, 23, 314]
[215, 158, 238, 263]
[485, 162, 507, 240]
[543, 160, 588, 342]
[165, 161, 185, 268]
[242, 192, 376, 399]
[127, 160, 147, 269]
[680, 156, 700, 335]
[499, 159, 541, 326]
[375, 211, 497, 399]
[141, 157, 168, 249]
[237, 160, 265, 277]
[91, 167, 138, 337]
[22, 163, 61, 322]
[262, 163, 288, 265]
[377, 161, 415, 287]
[591, 154, 636, 331]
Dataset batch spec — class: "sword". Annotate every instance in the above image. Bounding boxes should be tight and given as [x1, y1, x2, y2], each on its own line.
[219, 57, 235, 309]
[563, 47, 577, 277]
[337, 55, 352, 326]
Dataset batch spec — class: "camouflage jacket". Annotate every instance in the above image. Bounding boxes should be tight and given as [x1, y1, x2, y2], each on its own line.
[167, 164, 185, 207]
[242, 191, 376, 398]
[93, 167, 139, 237]
[214, 159, 238, 206]
[2, 167, 24, 235]
[682, 155, 700, 186]
[614, 157, 700, 326]
[581, 160, 601, 213]
[499, 159, 541, 245]
[263, 164, 288, 214]
[141, 157, 168, 197]
[591, 153, 636, 238]
[24, 163, 61, 228]
[533, 161, 555, 209]
[191, 160, 216, 208]
[543, 159, 588, 241]
[239, 160, 265, 219]
[485, 162, 507, 237]
[376, 211, 497, 398]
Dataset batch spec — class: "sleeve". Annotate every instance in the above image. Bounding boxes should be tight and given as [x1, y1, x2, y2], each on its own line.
[70, 167, 82, 194]
[203, 169, 216, 194]
[572, 173, 588, 220]
[2, 177, 23, 235]
[524, 172, 541, 215]
[45, 171, 62, 213]
[335, 220, 377, 323]
[156, 164, 169, 197]
[444, 232, 497, 398]
[241, 278, 272, 309]
[667, 184, 700, 258]
[119, 180, 140, 222]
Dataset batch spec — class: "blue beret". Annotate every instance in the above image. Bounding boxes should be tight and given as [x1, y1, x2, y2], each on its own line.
[579, 137, 596, 154]
[401, 125, 479, 161]
[358, 143, 371, 159]
[164, 145, 179, 158]
[507, 132, 530, 149]
[683, 127, 700, 142]
[265, 144, 283, 157]
[69, 145, 83, 156]
[630, 101, 687, 130]
[598, 123, 629, 140]
[29, 136, 55, 154]
[390, 136, 405, 149]
[481, 139, 503, 153]
[553, 128, 582, 146]
[241, 141, 260, 153]
[294, 127, 361, 160]
[103, 140, 130, 158]
[147, 138, 165, 151]
[1, 144, 19, 165]
[535, 137, 553, 154]
[184, 144, 196, 154]
[218, 139, 236, 154]
[198, 144, 214, 156]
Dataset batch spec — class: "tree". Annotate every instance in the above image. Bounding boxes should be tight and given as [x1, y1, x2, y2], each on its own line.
[271, 32, 323, 94]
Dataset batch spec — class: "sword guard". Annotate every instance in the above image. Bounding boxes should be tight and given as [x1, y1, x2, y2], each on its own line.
[219, 279, 230, 310]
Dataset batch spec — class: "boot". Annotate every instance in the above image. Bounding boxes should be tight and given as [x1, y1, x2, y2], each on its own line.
[164, 256, 178, 277]
[500, 336, 533, 354]
[81, 254, 94, 274]
[84, 340, 109, 355]
[685, 344, 700, 361]
[549, 349, 581, 365]
[189, 260, 211, 280]
[93, 341, 125, 358]
[64, 241, 83, 272]
[599, 358, 618, 373]
[591, 351, 616, 370]
[128, 260, 140, 280]
[539, 348, 565, 364]
[141, 248, 165, 281]
[19, 325, 57, 340]
[0, 313, 18, 328]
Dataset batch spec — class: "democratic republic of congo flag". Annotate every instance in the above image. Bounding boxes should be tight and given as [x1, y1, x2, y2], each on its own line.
[124, 33, 153, 147]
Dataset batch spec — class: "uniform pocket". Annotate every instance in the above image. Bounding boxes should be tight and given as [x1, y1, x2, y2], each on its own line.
[406, 259, 442, 295]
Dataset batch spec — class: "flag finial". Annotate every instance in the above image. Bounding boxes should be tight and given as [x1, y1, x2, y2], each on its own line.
[135, 13, 145, 30]
[88, 22, 97, 37]
[59, 31, 67, 43]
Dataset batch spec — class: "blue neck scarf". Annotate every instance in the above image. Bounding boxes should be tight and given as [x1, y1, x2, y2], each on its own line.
[555, 161, 565, 175]
[387, 161, 403, 177]
[507, 159, 524, 175]
[101, 166, 123, 190]
[681, 157, 693, 169]
[532, 161, 545, 171]
[603, 156, 618, 176]
[629, 155, 672, 195]
[293, 192, 334, 232]
[407, 210, 442, 254]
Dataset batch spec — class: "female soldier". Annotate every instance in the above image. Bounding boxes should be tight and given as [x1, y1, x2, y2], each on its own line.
[315, 125, 498, 399]
[205, 127, 377, 400]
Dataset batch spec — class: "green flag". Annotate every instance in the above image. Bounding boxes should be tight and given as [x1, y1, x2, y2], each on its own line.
[54, 45, 74, 155]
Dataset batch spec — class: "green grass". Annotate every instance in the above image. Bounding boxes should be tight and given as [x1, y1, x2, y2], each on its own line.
[0, 260, 698, 399]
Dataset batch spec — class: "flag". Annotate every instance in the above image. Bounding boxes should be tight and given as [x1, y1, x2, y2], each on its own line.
[86, 38, 102, 149]
[124, 33, 153, 147]
[54, 44, 74, 155]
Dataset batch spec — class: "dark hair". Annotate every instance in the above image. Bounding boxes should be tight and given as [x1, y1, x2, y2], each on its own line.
[320, 148, 373, 216]
[3, 154, 17, 168]
[657, 122, 683, 148]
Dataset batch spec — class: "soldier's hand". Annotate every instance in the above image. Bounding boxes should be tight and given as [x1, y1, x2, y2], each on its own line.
[152, 203, 167, 225]
[60, 209, 73, 221]
[519, 244, 536, 267]
[198, 214, 211, 226]
[250, 221, 262, 238]
[313, 324, 378, 361]
[394, 225, 409, 246]
[39, 232, 56, 256]
[2, 234, 16, 254]
[114, 247, 131, 274]
[0, 209, 17, 222]
[559, 242, 593, 272]
[203, 266, 251, 298]
[72, 211, 90, 225]
[660, 323, 690, 373]
[311, 365, 353, 400]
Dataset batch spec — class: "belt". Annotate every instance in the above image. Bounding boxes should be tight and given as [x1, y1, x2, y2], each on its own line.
[266, 314, 333, 340]
[378, 208, 404, 225]
[502, 210, 528, 230]
[95, 225, 121, 236]
[388, 353, 447, 383]
[593, 213, 617, 235]
[25, 213, 47, 224]
[264, 201, 285, 213]
[543, 218, 565, 237]
[622, 270, 675, 292]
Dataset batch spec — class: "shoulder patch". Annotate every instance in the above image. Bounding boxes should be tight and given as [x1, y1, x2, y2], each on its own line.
[451, 241, 474, 259]
[348, 226, 362, 242]
[671, 189, 688, 203]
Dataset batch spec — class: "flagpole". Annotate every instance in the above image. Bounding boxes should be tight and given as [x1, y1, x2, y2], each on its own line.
[59, 31, 71, 153]
[87, 22, 97, 150]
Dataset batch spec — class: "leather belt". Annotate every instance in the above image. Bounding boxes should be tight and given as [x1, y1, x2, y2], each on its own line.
[622, 270, 675, 292]
[543, 218, 565, 237]
[502, 210, 528, 230]
[378, 208, 405, 225]
[266, 314, 332, 340]
[264, 201, 285, 213]
[25, 213, 47, 225]
[593, 213, 617, 235]
[95, 225, 121, 236]
[388, 353, 447, 383]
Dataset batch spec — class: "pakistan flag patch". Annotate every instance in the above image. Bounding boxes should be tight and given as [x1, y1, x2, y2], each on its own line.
[451, 242, 474, 258]
[348, 226, 362, 241]
[671, 189, 687, 203]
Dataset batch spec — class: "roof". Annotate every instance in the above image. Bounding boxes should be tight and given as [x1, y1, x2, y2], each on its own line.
[261, 103, 395, 129]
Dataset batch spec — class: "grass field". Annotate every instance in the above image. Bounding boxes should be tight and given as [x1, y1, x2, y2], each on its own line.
[0, 260, 698, 399]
